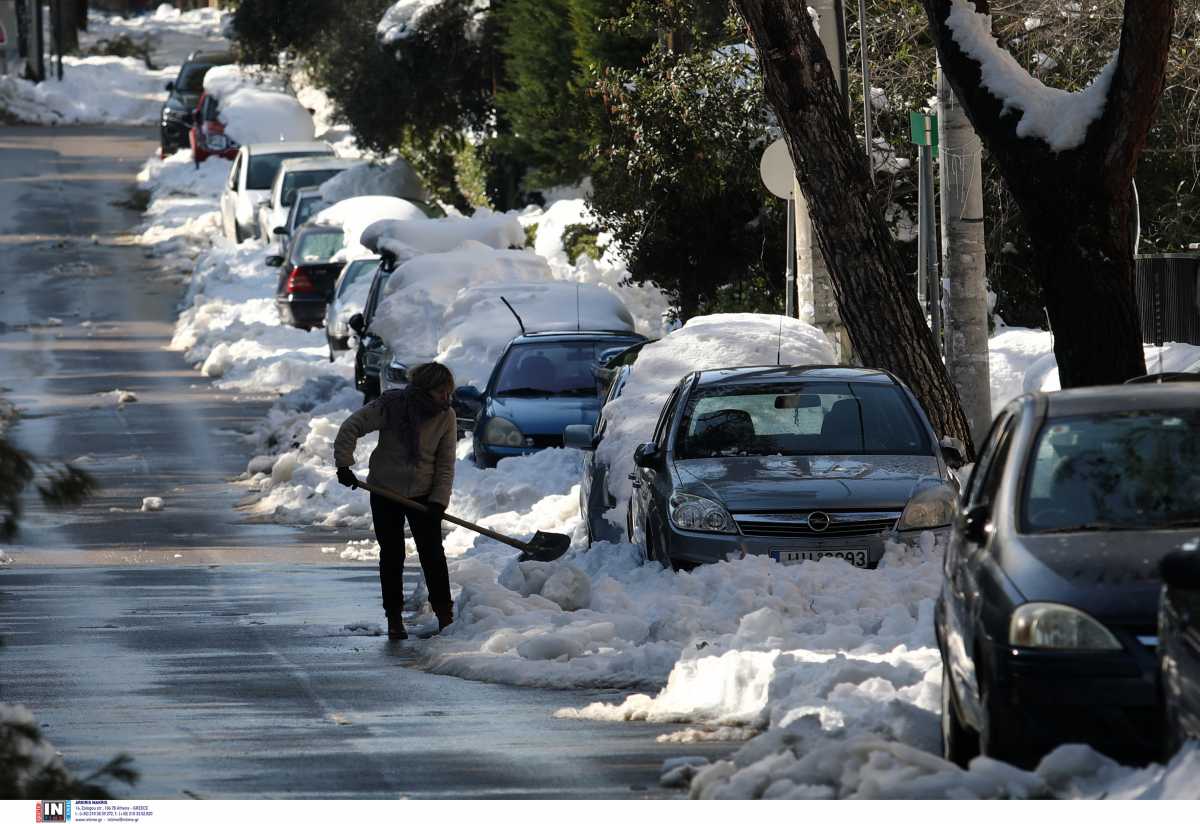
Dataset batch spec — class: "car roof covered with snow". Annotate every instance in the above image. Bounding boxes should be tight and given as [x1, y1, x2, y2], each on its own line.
[691, 365, 897, 388]
[245, 141, 333, 157]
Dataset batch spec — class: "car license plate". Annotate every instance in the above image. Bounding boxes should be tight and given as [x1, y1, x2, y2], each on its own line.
[770, 549, 868, 567]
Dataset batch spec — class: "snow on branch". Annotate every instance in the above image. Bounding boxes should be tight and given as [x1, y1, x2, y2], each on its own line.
[946, 0, 1117, 153]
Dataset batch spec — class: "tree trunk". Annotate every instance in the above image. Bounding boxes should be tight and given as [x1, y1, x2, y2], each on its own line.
[58, 0, 80, 53]
[921, 0, 1176, 388]
[732, 0, 976, 454]
[77, 0, 88, 33]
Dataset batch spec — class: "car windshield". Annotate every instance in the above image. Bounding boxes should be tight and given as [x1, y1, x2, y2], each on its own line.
[1022, 410, 1200, 533]
[294, 231, 343, 263]
[336, 260, 378, 299]
[246, 152, 327, 190]
[363, 270, 393, 323]
[281, 169, 344, 206]
[676, 381, 930, 459]
[294, 195, 327, 228]
[494, 341, 619, 398]
[176, 63, 211, 93]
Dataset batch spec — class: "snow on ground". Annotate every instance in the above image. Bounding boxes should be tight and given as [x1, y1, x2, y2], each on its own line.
[87, 3, 226, 40]
[0, 57, 174, 125]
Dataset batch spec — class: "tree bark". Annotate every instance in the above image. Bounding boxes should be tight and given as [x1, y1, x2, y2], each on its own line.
[732, 0, 976, 454]
[921, 0, 1176, 387]
[58, 0, 80, 53]
[77, 0, 88, 33]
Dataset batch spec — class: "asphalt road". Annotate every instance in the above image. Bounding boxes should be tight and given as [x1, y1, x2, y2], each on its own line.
[0, 128, 732, 797]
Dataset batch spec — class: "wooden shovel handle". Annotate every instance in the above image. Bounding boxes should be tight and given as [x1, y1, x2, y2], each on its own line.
[357, 480, 532, 553]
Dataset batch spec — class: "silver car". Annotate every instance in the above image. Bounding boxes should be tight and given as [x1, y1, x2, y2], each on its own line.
[325, 257, 380, 361]
[627, 366, 964, 571]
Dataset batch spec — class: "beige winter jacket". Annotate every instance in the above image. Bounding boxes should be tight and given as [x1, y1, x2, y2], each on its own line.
[333, 399, 457, 507]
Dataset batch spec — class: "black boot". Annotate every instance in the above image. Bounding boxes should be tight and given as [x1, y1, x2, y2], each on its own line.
[434, 604, 454, 632]
[387, 615, 408, 640]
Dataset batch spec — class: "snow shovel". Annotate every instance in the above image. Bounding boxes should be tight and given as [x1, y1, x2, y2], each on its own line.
[356, 480, 571, 562]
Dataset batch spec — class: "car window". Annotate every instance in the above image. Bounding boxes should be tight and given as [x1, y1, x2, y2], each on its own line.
[493, 342, 608, 398]
[294, 232, 344, 263]
[654, 384, 684, 447]
[281, 169, 344, 207]
[294, 195, 327, 228]
[1021, 410, 1200, 532]
[247, 152, 328, 191]
[336, 260, 377, 300]
[675, 381, 930, 459]
[176, 63, 211, 93]
[965, 411, 1015, 507]
[363, 269, 393, 325]
[228, 153, 241, 189]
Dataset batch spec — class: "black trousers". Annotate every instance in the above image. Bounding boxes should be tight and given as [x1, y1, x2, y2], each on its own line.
[369, 493, 452, 620]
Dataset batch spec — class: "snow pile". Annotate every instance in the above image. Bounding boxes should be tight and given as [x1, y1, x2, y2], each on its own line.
[945, 0, 1116, 152]
[595, 314, 837, 525]
[91, 3, 226, 39]
[319, 159, 426, 203]
[202, 66, 315, 146]
[313, 196, 428, 259]
[363, 211, 526, 258]
[135, 149, 229, 270]
[0, 57, 173, 125]
[377, 0, 490, 45]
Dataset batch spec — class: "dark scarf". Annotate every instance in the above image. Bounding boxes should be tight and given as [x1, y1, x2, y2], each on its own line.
[379, 385, 451, 458]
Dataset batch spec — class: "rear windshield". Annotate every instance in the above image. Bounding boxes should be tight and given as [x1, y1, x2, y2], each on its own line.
[494, 340, 640, 398]
[1022, 410, 1200, 533]
[676, 381, 930, 459]
[176, 63, 212, 93]
[282, 169, 344, 206]
[294, 231, 344, 263]
[247, 151, 328, 190]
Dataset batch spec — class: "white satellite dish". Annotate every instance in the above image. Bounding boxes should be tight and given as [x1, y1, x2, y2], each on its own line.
[759, 138, 796, 200]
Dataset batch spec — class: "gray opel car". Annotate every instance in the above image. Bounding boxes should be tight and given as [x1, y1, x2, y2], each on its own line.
[627, 366, 963, 570]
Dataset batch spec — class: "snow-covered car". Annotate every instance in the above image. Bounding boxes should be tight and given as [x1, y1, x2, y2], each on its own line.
[938, 385, 1200, 769]
[1159, 548, 1200, 760]
[257, 157, 365, 242]
[325, 257, 380, 360]
[159, 49, 231, 157]
[626, 366, 958, 571]
[220, 143, 335, 244]
[266, 224, 345, 330]
[189, 66, 315, 167]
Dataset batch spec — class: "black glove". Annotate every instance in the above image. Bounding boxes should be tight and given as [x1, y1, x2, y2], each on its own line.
[426, 502, 446, 519]
[336, 467, 359, 489]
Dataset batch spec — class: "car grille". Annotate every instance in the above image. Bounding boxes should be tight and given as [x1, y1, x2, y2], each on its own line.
[529, 434, 563, 449]
[733, 511, 901, 538]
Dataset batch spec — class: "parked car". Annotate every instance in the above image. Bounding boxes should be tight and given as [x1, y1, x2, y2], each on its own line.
[326, 257, 380, 360]
[257, 157, 364, 242]
[219, 143, 335, 243]
[937, 385, 1200, 769]
[187, 90, 236, 165]
[624, 366, 958, 572]
[457, 331, 647, 468]
[564, 340, 654, 545]
[349, 259, 400, 403]
[274, 186, 330, 253]
[159, 50, 231, 157]
[1159, 548, 1200, 759]
[267, 224, 346, 330]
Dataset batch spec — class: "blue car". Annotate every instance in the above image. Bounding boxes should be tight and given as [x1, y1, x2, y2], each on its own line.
[457, 331, 646, 468]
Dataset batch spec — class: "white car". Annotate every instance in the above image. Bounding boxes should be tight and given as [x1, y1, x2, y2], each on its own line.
[257, 157, 365, 243]
[219, 142, 335, 243]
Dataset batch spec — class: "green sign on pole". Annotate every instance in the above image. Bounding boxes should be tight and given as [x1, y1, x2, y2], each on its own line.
[909, 111, 939, 148]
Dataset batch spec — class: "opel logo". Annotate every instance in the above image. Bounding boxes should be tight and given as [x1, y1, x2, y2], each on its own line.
[807, 511, 831, 532]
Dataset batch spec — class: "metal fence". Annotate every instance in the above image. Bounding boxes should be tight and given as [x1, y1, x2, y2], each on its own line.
[1135, 253, 1200, 347]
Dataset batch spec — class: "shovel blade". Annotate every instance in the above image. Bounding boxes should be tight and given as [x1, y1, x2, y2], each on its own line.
[518, 531, 571, 562]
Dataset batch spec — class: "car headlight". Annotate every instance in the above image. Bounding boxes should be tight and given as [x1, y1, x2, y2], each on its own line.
[206, 134, 230, 150]
[384, 358, 408, 385]
[1009, 603, 1123, 650]
[669, 492, 736, 534]
[482, 416, 529, 447]
[896, 483, 957, 531]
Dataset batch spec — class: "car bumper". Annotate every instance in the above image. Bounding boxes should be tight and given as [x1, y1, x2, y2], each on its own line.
[160, 117, 190, 153]
[276, 297, 327, 329]
[662, 519, 892, 568]
[474, 442, 551, 467]
[987, 641, 1161, 763]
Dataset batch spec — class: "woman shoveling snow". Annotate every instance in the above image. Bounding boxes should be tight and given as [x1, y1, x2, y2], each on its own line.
[334, 362, 458, 640]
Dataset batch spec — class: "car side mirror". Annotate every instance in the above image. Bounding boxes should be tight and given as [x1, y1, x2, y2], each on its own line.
[563, 424, 597, 451]
[264, 255, 285, 267]
[1160, 550, 1200, 590]
[454, 386, 483, 404]
[633, 442, 662, 469]
[273, 226, 288, 236]
[960, 504, 990, 544]
[347, 313, 365, 335]
[940, 436, 967, 469]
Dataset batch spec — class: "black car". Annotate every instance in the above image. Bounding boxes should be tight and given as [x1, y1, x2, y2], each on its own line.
[349, 258, 399, 404]
[159, 50, 232, 157]
[938, 385, 1200, 769]
[267, 225, 345, 330]
[1159, 548, 1200, 758]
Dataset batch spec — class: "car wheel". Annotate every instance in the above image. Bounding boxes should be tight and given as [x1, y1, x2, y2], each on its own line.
[941, 665, 979, 767]
[647, 522, 673, 570]
[978, 674, 1032, 767]
[234, 223, 245, 244]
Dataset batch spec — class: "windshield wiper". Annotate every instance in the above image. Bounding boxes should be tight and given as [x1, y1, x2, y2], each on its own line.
[497, 387, 553, 397]
[553, 387, 600, 397]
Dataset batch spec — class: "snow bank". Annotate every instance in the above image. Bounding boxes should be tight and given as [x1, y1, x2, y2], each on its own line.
[319, 159, 426, 203]
[202, 66, 315, 146]
[595, 314, 837, 525]
[363, 211, 526, 257]
[945, 0, 1116, 152]
[0, 57, 173, 125]
[313, 196, 428, 259]
[91, 3, 226, 39]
